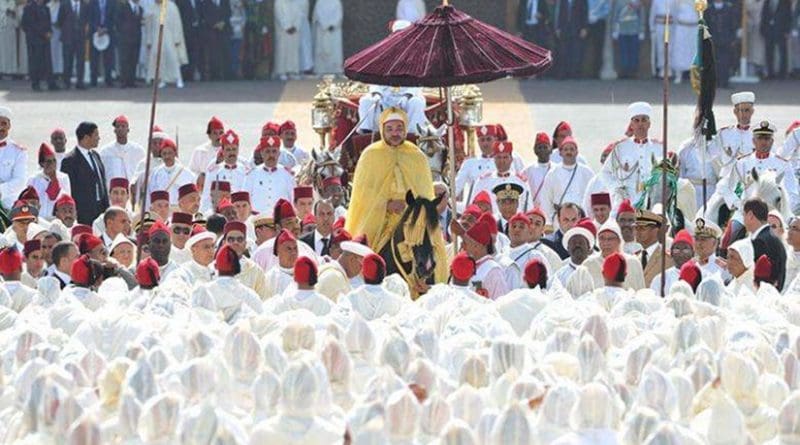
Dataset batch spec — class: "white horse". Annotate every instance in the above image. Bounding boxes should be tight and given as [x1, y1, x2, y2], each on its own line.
[415, 123, 449, 184]
[703, 168, 792, 226]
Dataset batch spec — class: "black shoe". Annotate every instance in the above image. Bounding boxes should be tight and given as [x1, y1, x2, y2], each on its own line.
[32, 83, 42, 91]
[48, 83, 60, 91]
[76, 83, 87, 90]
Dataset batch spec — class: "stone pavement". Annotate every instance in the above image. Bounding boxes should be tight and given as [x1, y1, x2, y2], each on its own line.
[2, 78, 799, 172]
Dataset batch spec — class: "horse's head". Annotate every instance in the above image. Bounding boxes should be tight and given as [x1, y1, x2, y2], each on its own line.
[747, 168, 789, 216]
[397, 190, 444, 281]
[311, 148, 345, 181]
[416, 123, 448, 182]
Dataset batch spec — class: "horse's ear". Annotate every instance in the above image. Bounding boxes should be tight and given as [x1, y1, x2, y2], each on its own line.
[416, 123, 425, 135]
[405, 190, 415, 206]
[751, 167, 759, 182]
[436, 124, 447, 137]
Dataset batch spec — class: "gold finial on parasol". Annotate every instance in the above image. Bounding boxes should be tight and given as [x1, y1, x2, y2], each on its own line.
[694, 0, 708, 14]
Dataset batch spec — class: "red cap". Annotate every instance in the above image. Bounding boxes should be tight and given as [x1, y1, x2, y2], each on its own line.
[294, 186, 313, 199]
[0, 246, 23, 275]
[152, 124, 163, 133]
[617, 199, 636, 215]
[77, 233, 103, 255]
[472, 191, 492, 207]
[450, 251, 476, 282]
[71, 254, 94, 286]
[261, 136, 281, 149]
[221, 129, 239, 146]
[302, 213, 316, 226]
[171, 212, 193, 226]
[463, 205, 483, 220]
[262, 121, 281, 134]
[332, 217, 346, 230]
[492, 141, 513, 155]
[18, 186, 39, 201]
[159, 138, 177, 153]
[135, 258, 161, 289]
[555, 121, 572, 134]
[148, 220, 170, 238]
[787, 120, 800, 135]
[495, 124, 508, 141]
[509, 212, 531, 227]
[754, 255, 773, 282]
[465, 221, 492, 246]
[322, 176, 342, 187]
[576, 218, 598, 237]
[113, 115, 129, 126]
[55, 194, 76, 209]
[362, 253, 386, 284]
[224, 221, 247, 235]
[150, 190, 169, 203]
[524, 259, 548, 289]
[590, 193, 611, 207]
[231, 191, 250, 204]
[207, 116, 225, 132]
[294, 256, 318, 285]
[178, 183, 198, 199]
[23, 239, 41, 257]
[215, 244, 241, 276]
[211, 181, 231, 192]
[71, 224, 93, 238]
[527, 207, 547, 223]
[216, 197, 233, 213]
[477, 125, 499, 138]
[279, 120, 296, 133]
[534, 132, 550, 146]
[38, 142, 55, 163]
[273, 198, 296, 221]
[353, 234, 369, 246]
[110, 177, 129, 190]
[331, 228, 352, 245]
[478, 213, 498, 236]
[559, 136, 578, 149]
[602, 252, 627, 283]
[273, 228, 297, 256]
[679, 260, 702, 292]
[673, 229, 695, 248]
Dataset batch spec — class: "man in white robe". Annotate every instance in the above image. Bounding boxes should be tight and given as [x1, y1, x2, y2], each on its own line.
[670, 0, 696, 83]
[144, 0, 187, 87]
[298, 0, 312, 73]
[192, 244, 263, 322]
[273, 0, 302, 79]
[99, 116, 146, 187]
[582, 220, 646, 290]
[0, 0, 18, 75]
[264, 228, 298, 299]
[164, 229, 215, 289]
[312, 0, 342, 74]
[48, 0, 62, 76]
[316, 239, 371, 302]
[0, 246, 36, 312]
[270, 256, 333, 316]
[726, 238, 756, 294]
[339, 253, 406, 320]
[540, 136, 594, 222]
[148, 138, 195, 206]
[221, 220, 270, 300]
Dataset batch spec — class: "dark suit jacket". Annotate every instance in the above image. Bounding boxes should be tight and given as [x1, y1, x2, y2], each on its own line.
[752, 225, 787, 290]
[176, 0, 202, 30]
[761, 0, 792, 38]
[555, 0, 588, 37]
[21, 1, 52, 45]
[201, 0, 231, 34]
[60, 148, 109, 225]
[88, 0, 117, 40]
[57, 0, 91, 45]
[544, 231, 569, 259]
[114, 0, 142, 47]
[300, 231, 331, 257]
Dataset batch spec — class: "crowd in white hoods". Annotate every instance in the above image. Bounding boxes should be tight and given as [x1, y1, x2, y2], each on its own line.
[5, 267, 800, 444]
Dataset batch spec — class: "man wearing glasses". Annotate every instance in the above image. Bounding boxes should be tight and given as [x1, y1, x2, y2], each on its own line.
[222, 220, 269, 300]
[168, 212, 194, 265]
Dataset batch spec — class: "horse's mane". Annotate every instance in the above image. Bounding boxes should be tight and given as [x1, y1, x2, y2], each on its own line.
[407, 198, 439, 231]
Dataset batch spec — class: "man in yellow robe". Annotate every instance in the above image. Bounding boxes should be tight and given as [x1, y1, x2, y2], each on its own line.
[346, 107, 448, 288]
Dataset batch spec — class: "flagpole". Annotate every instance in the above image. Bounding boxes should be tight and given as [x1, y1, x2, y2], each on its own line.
[698, 2, 708, 215]
[445, 86, 458, 253]
[660, 4, 670, 298]
[137, 0, 169, 262]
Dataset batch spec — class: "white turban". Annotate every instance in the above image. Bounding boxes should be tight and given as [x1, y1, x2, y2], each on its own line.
[0, 106, 11, 120]
[729, 239, 755, 269]
[628, 101, 653, 120]
[731, 91, 755, 105]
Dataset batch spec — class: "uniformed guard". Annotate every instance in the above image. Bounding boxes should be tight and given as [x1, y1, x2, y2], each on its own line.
[692, 216, 726, 280]
[0, 107, 28, 211]
[710, 92, 756, 175]
[492, 182, 525, 235]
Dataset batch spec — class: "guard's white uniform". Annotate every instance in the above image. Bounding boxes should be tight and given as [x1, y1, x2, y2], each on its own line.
[471, 255, 508, 300]
[710, 125, 755, 175]
[278, 144, 310, 171]
[99, 141, 146, 186]
[0, 138, 28, 210]
[780, 127, 800, 183]
[677, 136, 720, 207]
[716, 151, 800, 213]
[242, 165, 296, 214]
[521, 161, 553, 208]
[357, 85, 429, 133]
[200, 161, 249, 212]
[189, 141, 217, 176]
[600, 137, 663, 207]
[540, 163, 594, 221]
[148, 162, 196, 206]
[455, 156, 494, 198]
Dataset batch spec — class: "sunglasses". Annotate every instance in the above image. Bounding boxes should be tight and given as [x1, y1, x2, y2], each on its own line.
[255, 223, 276, 230]
[227, 236, 246, 243]
[172, 226, 191, 235]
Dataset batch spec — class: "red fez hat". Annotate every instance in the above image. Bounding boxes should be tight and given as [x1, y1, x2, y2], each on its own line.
[71, 224, 92, 238]
[23, 239, 41, 257]
[294, 186, 313, 200]
[576, 218, 598, 237]
[207, 116, 225, 132]
[465, 221, 492, 246]
[524, 259, 548, 289]
[38, 142, 55, 163]
[77, 233, 103, 255]
[211, 181, 231, 193]
[331, 228, 352, 245]
[150, 190, 169, 203]
[159, 138, 177, 153]
[332, 217, 346, 230]
[754, 254, 773, 281]
[294, 256, 318, 285]
[787, 120, 800, 135]
[0, 246, 23, 275]
[534, 132, 550, 146]
[221, 129, 239, 146]
[302, 213, 316, 226]
[215, 244, 241, 276]
[450, 251, 476, 282]
[673, 229, 695, 248]
[495, 124, 508, 141]
[353, 234, 369, 246]
[171, 212, 193, 226]
[55, 194, 76, 209]
[555, 121, 572, 134]
[135, 258, 161, 289]
[679, 260, 702, 292]
[273, 198, 296, 221]
[279, 120, 296, 133]
[478, 213, 498, 236]
[472, 191, 491, 207]
[148, 220, 170, 238]
[362, 253, 386, 284]
[602, 252, 627, 283]
[272, 228, 297, 256]
[477, 125, 499, 138]
[590, 193, 611, 207]
[559, 136, 578, 149]
[463, 204, 483, 220]
[216, 197, 234, 213]
[322, 176, 342, 187]
[509, 212, 531, 227]
[109, 177, 129, 190]
[224, 221, 247, 235]
[262, 121, 281, 134]
[152, 124, 163, 133]
[231, 191, 250, 204]
[113, 115, 129, 126]
[178, 183, 198, 199]
[18, 186, 39, 202]
[263, 136, 281, 149]
[71, 254, 94, 286]
[617, 199, 636, 215]
[527, 207, 547, 223]
[492, 141, 513, 155]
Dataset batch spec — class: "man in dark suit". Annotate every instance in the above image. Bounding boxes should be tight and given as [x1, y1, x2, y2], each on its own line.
[176, 0, 203, 81]
[744, 198, 787, 290]
[57, 0, 91, 89]
[21, 0, 58, 91]
[114, 0, 142, 88]
[704, 0, 737, 88]
[554, 0, 588, 78]
[88, 0, 116, 86]
[201, 0, 231, 80]
[545, 202, 584, 259]
[761, 0, 793, 79]
[300, 199, 335, 257]
[61, 122, 109, 225]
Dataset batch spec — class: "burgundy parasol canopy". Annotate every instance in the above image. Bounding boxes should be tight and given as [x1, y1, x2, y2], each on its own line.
[344, 4, 552, 87]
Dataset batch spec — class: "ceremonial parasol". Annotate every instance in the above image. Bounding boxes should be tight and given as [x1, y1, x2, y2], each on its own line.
[343, 1, 552, 252]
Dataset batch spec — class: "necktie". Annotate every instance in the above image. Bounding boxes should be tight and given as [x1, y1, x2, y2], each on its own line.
[641, 249, 648, 269]
[46, 177, 61, 200]
[87, 151, 104, 200]
[321, 237, 329, 254]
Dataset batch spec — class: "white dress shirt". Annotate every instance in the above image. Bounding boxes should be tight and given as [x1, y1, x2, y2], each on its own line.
[99, 140, 146, 185]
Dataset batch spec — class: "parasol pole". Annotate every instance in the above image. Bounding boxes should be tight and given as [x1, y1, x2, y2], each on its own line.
[445, 86, 458, 252]
[660, 3, 670, 298]
[136, 0, 169, 262]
